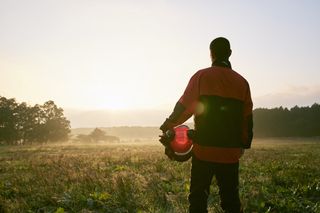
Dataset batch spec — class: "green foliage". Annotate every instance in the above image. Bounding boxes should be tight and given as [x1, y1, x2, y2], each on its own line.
[0, 140, 319, 212]
[0, 96, 70, 144]
[55, 207, 65, 213]
[0, 97, 19, 144]
[254, 103, 320, 137]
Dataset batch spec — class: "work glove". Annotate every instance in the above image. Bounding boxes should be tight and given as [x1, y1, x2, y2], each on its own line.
[159, 127, 176, 160]
[159, 128, 175, 147]
[159, 134, 169, 147]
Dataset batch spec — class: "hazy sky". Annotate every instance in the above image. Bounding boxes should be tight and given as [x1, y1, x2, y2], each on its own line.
[1, 0, 320, 127]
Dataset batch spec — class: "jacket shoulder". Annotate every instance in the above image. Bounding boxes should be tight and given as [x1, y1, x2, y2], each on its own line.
[231, 69, 250, 85]
[192, 67, 212, 78]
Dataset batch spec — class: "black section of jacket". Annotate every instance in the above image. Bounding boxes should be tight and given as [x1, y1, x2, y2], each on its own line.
[194, 95, 244, 148]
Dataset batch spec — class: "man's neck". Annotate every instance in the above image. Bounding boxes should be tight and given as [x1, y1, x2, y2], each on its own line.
[212, 59, 232, 68]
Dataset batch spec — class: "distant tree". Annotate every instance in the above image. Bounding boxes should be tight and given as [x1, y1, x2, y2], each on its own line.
[0, 97, 17, 144]
[40, 101, 70, 142]
[14, 102, 40, 143]
[89, 128, 107, 142]
[75, 128, 120, 143]
[76, 134, 92, 142]
[0, 96, 70, 144]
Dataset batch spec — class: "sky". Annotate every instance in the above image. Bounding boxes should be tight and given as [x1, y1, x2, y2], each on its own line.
[1, 0, 320, 127]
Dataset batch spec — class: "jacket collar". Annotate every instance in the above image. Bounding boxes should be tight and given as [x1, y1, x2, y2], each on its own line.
[212, 60, 232, 68]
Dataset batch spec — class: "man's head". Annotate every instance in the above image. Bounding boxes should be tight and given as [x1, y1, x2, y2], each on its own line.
[210, 37, 232, 62]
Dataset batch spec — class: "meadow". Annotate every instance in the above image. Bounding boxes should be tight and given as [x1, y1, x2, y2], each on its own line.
[0, 139, 319, 213]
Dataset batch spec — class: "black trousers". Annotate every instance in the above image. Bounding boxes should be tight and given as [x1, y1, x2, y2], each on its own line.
[188, 157, 242, 213]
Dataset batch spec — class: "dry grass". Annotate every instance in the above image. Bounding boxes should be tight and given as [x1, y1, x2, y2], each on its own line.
[0, 139, 319, 212]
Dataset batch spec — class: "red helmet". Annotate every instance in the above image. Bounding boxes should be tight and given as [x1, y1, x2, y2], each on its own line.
[171, 125, 193, 153]
[165, 125, 194, 162]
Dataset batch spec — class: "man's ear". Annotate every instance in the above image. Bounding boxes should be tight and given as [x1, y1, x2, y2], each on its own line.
[229, 49, 232, 57]
[210, 52, 216, 62]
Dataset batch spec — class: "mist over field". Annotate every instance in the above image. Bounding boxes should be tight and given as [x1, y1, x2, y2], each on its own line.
[71, 126, 161, 141]
[64, 109, 171, 128]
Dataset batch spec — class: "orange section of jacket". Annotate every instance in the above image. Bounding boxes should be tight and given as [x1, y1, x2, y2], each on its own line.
[177, 66, 253, 163]
[193, 143, 242, 163]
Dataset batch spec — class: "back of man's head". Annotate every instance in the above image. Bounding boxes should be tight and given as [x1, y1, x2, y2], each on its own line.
[210, 37, 231, 60]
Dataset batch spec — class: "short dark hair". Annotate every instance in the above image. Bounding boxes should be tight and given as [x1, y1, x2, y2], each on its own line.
[210, 37, 231, 60]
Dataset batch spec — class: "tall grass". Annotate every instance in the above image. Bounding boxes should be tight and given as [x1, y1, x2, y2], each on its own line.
[0, 139, 319, 212]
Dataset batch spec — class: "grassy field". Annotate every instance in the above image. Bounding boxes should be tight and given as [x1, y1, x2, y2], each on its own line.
[0, 139, 319, 213]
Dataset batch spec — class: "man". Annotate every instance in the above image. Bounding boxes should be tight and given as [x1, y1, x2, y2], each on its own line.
[160, 37, 253, 213]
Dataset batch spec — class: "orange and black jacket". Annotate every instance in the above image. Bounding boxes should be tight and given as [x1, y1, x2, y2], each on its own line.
[162, 62, 253, 163]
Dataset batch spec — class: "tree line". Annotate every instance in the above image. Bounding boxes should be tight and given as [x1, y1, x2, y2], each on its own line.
[0, 96, 70, 144]
[253, 103, 320, 137]
[1, 95, 320, 144]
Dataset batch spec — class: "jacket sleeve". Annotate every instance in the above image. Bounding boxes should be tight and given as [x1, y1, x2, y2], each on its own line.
[160, 72, 200, 131]
[242, 82, 253, 149]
